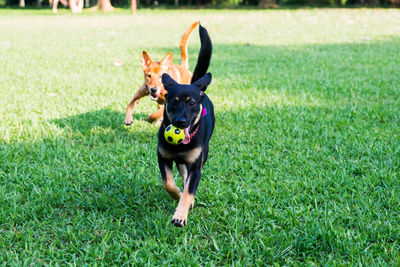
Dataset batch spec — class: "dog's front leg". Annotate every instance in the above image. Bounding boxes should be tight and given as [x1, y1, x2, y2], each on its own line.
[147, 104, 164, 126]
[124, 83, 148, 126]
[171, 161, 201, 227]
[158, 151, 181, 201]
[178, 164, 195, 209]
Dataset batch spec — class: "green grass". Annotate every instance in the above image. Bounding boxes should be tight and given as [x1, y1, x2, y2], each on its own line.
[1, 8, 400, 265]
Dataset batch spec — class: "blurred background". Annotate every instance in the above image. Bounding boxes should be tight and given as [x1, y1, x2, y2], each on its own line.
[2, 0, 399, 11]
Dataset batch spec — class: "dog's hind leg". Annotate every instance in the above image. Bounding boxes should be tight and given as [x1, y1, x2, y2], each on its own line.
[158, 151, 181, 201]
[124, 83, 148, 126]
[177, 164, 188, 184]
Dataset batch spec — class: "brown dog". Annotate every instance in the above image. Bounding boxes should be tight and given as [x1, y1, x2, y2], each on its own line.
[124, 21, 199, 126]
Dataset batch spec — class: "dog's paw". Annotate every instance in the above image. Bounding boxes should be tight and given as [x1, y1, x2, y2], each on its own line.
[171, 217, 187, 227]
[124, 119, 133, 126]
[171, 209, 188, 227]
[146, 116, 155, 123]
[124, 114, 134, 126]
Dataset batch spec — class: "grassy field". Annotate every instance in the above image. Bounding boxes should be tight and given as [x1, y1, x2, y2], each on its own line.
[0, 8, 400, 265]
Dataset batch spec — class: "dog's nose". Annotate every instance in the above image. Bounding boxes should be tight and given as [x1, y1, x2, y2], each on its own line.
[150, 87, 157, 94]
[174, 118, 187, 128]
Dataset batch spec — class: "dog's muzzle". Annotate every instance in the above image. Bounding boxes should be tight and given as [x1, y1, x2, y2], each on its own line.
[149, 87, 159, 100]
[173, 118, 188, 129]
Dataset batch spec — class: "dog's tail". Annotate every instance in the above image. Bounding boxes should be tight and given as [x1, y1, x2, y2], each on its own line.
[180, 21, 199, 69]
[191, 23, 212, 84]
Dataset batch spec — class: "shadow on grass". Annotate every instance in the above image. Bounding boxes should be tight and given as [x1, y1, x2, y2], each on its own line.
[0, 108, 168, 225]
[51, 109, 125, 135]
[50, 108, 161, 143]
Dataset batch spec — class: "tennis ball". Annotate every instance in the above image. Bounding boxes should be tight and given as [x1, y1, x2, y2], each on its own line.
[164, 124, 185, 145]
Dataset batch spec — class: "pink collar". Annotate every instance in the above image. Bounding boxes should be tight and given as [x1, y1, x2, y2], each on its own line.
[188, 107, 207, 139]
[202, 107, 207, 116]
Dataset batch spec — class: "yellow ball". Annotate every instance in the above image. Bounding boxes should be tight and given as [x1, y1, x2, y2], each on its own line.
[164, 124, 185, 145]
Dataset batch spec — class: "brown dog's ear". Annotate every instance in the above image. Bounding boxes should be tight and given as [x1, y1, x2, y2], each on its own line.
[160, 52, 173, 71]
[141, 51, 152, 70]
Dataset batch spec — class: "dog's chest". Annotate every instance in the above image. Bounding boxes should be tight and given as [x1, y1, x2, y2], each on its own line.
[158, 146, 202, 164]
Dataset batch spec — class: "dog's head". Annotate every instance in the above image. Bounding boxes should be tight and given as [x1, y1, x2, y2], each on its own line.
[141, 51, 173, 102]
[162, 72, 212, 144]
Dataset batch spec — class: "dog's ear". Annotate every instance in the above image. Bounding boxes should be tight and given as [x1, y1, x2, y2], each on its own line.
[162, 73, 177, 90]
[160, 52, 173, 71]
[192, 73, 212, 95]
[141, 51, 152, 70]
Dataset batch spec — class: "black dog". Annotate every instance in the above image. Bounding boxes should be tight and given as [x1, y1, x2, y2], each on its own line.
[157, 24, 214, 227]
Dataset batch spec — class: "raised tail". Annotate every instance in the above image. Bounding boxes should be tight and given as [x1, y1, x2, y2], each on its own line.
[180, 21, 199, 69]
[191, 23, 213, 84]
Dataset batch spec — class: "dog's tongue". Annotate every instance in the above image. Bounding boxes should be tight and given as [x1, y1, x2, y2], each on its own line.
[182, 127, 191, 144]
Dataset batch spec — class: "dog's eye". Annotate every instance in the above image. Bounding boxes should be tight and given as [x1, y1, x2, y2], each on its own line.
[189, 101, 195, 106]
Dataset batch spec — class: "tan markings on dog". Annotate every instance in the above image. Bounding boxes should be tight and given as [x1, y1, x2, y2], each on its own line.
[178, 164, 188, 185]
[158, 146, 173, 159]
[193, 104, 203, 126]
[162, 166, 181, 201]
[175, 97, 179, 102]
[183, 146, 202, 164]
[186, 96, 191, 101]
[171, 181, 194, 226]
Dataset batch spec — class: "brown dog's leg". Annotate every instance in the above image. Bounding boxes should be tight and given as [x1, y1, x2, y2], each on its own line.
[124, 84, 148, 126]
[147, 104, 164, 124]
